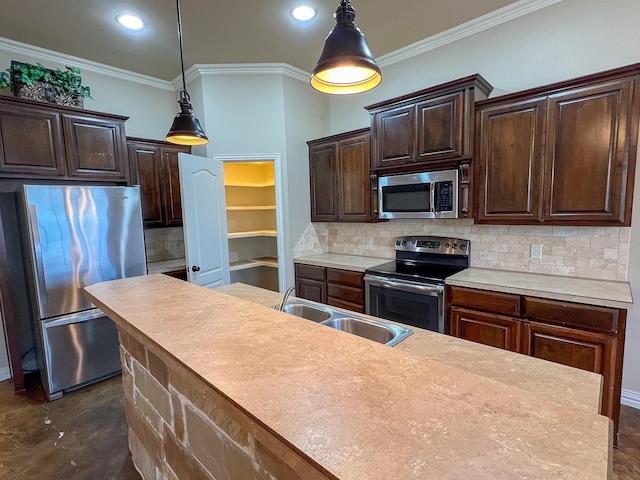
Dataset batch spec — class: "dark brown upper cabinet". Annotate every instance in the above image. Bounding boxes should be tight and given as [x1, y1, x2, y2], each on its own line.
[308, 128, 371, 223]
[366, 75, 493, 174]
[127, 138, 191, 228]
[0, 95, 129, 182]
[475, 63, 640, 226]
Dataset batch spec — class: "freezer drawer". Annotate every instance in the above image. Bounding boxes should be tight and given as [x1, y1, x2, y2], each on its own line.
[41, 310, 121, 398]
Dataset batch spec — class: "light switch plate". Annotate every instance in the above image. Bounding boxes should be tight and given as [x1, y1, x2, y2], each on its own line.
[531, 244, 543, 259]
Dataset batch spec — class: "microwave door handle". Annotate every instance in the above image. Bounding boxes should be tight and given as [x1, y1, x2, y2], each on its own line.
[430, 182, 436, 213]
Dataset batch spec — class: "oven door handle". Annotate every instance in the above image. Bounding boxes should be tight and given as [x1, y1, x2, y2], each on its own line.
[364, 275, 444, 295]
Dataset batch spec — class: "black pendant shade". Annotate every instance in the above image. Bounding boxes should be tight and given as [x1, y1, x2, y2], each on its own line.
[166, 90, 208, 145]
[310, 0, 381, 95]
[166, 0, 209, 145]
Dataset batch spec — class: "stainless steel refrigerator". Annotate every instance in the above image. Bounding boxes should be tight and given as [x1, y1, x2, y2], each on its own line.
[17, 184, 147, 400]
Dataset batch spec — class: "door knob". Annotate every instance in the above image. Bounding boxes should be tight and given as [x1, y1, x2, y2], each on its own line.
[191, 265, 201, 272]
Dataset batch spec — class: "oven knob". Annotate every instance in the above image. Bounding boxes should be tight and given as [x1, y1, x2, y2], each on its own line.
[445, 243, 450, 248]
[452, 243, 458, 249]
[402, 241, 407, 246]
[460, 244, 466, 251]
[396, 240, 401, 245]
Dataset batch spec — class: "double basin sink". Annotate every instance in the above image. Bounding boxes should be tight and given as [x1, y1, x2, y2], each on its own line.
[278, 299, 412, 347]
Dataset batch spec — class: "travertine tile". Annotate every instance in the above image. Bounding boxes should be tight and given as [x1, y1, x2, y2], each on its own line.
[296, 220, 630, 280]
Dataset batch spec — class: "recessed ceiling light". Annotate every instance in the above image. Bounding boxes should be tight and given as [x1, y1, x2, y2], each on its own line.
[291, 5, 317, 21]
[117, 14, 145, 30]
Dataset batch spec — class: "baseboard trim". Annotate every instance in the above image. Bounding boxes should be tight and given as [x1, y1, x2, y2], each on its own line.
[621, 389, 640, 410]
[0, 366, 11, 382]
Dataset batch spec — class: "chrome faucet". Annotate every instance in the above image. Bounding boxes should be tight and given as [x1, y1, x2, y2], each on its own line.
[275, 286, 295, 311]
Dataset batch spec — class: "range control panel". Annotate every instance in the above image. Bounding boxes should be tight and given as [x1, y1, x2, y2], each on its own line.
[394, 236, 470, 256]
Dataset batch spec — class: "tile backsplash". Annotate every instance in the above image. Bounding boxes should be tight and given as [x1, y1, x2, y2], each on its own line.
[293, 220, 630, 281]
[144, 227, 185, 263]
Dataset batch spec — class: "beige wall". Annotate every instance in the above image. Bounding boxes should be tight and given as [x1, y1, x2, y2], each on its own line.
[194, 72, 328, 287]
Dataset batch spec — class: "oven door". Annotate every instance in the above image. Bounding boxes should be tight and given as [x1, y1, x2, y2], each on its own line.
[364, 275, 445, 333]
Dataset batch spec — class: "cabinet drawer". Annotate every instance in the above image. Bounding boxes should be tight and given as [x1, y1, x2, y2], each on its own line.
[326, 297, 364, 314]
[326, 284, 363, 305]
[450, 287, 520, 316]
[327, 268, 363, 288]
[295, 263, 326, 282]
[523, 297, 618, 334]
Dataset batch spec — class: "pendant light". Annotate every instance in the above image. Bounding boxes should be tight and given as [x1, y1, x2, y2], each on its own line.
[310, 0, 381, 95]
[166, 0, 208, 145]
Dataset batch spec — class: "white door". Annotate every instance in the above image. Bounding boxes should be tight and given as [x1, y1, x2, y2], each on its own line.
[178, 153, 230, 288]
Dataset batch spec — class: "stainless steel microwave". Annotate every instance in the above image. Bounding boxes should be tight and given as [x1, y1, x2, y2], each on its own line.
[378, 169, 458, 219]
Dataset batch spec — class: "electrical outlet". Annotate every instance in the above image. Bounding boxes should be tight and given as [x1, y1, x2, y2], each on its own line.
[531, 244, 543, 259]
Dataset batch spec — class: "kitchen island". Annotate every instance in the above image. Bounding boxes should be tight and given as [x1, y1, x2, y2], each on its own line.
[84, 275, 612, 480]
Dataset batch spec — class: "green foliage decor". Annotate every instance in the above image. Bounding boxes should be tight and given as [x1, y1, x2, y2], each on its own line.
[0, 61, 92, 102]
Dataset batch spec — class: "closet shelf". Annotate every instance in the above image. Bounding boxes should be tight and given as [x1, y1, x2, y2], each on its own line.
[226, 205, 276, 211]
[227, 230, 278, 239]
[225, 182, 275, 187]
[229, 257, 278, 271]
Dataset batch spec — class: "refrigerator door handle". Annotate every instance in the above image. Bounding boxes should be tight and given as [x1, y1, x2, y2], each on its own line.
[28, 204, 48, 314]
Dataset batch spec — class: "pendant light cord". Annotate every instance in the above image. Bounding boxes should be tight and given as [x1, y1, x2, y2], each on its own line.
[176, 0, 189, 101]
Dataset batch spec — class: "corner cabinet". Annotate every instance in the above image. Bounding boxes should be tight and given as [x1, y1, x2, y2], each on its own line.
[0, 95, 129, 182]
[448, 285, 627, 445]
[127, 138, 191, 228]
[308, 128, 372, 223]
[475, 63, 640, 226]
[365, 75, 493, 174]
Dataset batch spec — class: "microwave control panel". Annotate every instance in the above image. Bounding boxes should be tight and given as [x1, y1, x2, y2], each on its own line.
[435, 181, 454, 212]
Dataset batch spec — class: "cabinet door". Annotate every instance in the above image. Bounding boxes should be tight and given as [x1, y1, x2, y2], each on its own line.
[0, 105, 66, 177]
[336, 133, 371, 222]
[161, 146, 187, 227]
[295, 277, 327, 304]
[475, 98, 546, 223]
[544, 78, 635, 224]
[63, 115, 128, 181]
[522, 321, 619, 432]
[309, 143, 338, 221]
[372, 104, 415, 169]
[415, 91, 464, 162]
[128, 143, 164, 227]
[450, 307, 521, 352]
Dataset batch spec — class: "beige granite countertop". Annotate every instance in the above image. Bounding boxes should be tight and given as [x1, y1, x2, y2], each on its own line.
[447, 267, 633, 309]
[294, 253, 391, 272]
[146, 258, 186, 275]
[215, 283, 603, 414]
[85, 276, 611, 480]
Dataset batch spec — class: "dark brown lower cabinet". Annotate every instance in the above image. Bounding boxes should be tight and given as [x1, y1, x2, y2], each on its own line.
[163, 269, 187, 281]
[294, 263, 364, 313]
[448, 285, 626, 445]
[450, 307, 521, 352]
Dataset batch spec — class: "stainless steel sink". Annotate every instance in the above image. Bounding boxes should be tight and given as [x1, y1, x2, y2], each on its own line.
[282, 303, 331, 322]
[276, 299, 412, 347]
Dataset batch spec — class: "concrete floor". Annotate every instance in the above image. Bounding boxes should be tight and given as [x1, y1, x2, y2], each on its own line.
[0, 375, 639, 479]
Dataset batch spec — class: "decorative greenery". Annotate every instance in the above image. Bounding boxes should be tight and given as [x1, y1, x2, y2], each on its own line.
[0, 62, 92, 100]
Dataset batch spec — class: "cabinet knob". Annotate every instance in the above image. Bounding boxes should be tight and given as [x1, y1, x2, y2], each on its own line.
[191, 265, 201, 272]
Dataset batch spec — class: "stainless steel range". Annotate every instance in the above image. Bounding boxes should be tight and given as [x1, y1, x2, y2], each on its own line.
[364, 236, 470, 333]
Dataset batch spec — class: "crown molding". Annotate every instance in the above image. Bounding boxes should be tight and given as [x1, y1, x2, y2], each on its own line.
[0, 36, 174, 91]
[178, 63, 309, 88]
[377, 0, 563, 67]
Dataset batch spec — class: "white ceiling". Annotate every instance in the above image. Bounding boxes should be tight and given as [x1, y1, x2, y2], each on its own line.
[1, 0, 519, 81]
